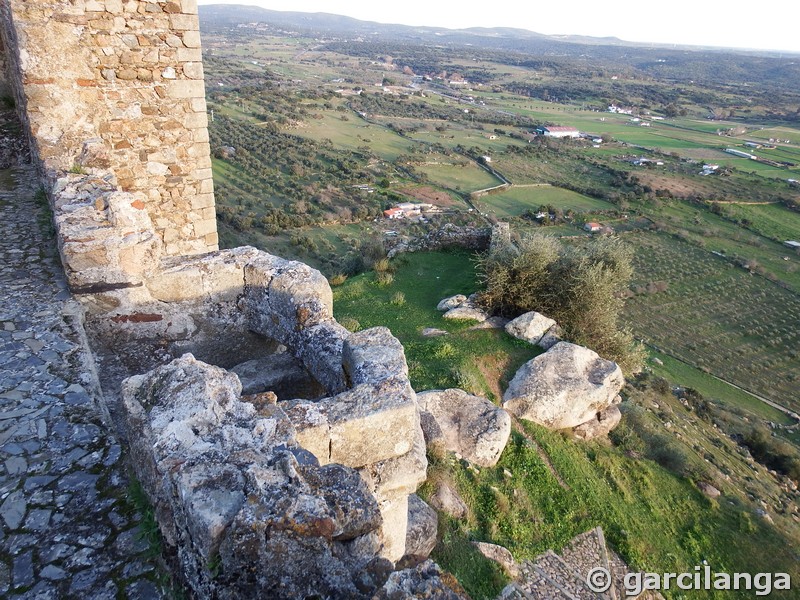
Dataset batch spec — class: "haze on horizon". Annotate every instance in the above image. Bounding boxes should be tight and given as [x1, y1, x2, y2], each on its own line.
[199, 0, 800, 54]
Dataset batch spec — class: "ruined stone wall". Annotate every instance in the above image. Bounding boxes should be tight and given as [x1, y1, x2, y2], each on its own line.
[0, 0, 217, 257]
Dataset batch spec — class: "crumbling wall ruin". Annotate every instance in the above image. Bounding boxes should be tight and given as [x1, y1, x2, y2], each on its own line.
[92, 248, 434, 597]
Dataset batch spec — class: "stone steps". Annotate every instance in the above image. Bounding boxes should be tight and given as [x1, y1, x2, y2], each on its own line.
[506, 527, 666, 600]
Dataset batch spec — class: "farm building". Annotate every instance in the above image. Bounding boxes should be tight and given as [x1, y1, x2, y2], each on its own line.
[584, 222, 602, 232]
[725, 148, 757, 159]
[784, 241, 800, 250]
[537, 126, 581, 139]
[383, 208, 404, 219]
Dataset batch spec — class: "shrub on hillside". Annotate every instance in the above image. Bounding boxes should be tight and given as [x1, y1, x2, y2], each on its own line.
[476, 232, 645, 373]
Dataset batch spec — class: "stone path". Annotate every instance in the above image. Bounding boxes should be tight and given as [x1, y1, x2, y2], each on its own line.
[498, 527, 665, 600]
[0, 163, 167, 598]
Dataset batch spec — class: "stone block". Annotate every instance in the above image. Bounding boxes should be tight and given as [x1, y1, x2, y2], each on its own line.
[183, 62, 203, 80]
[180, 0, 198, 13]
[176, 47, 202, 62]
[283, 378, 418, 469]
[169, 13, 197, 30]
[190, 192, 214, 210]
[378, 495, 408, 562]
[193, 217, 217, 238]
[181, 30, 201, 48]
[342, 327, 408, 386]
[166, 79, 205, 98]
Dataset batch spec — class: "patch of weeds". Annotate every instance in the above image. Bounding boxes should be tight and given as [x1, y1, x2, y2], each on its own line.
[34, 187, 55, 240]
[68, 164, 87, 174]
[339, 316, 361, 332]
[128, 477, 163, 560]
[390, 291, 406, 306]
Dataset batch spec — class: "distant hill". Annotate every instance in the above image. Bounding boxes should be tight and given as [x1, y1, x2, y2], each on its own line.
[198, 4, 788, 55]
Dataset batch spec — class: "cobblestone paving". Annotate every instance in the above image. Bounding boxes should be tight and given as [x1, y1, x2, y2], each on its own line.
[0, 164, 167, 598]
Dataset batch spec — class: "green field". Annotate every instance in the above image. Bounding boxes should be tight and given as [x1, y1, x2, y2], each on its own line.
[293, 106, 415, 160]
[475, 185, 615, 217]
[415, 161, 503, 194]
[622, 232, 800, 412]
[648, 352, 794, 425]
[722, 202, 800, 244]
[747, 126, 800, 146]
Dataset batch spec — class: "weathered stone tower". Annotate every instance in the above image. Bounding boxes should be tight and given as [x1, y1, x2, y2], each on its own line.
[0, 0, 217, 291]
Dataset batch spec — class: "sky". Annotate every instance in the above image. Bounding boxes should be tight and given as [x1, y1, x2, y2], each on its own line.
[198, 0, 800, 54]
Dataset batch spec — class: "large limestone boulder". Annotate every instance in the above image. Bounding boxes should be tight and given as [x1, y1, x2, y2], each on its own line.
[428, 481, 468, 519]
[471, 542, 519, 578]
[504, 311, 556, 345]
[417, 389, 511, 467]
[343, 327, 408, 386]
[572, 404, 622, 440]
[281, 378, 419, 469]
[537, 323, 563, 350]
[374, 560, 468, 599]
[503, 342, 624, 429]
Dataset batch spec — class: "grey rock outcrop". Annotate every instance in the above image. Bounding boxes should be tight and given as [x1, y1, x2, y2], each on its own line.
[443, 306, 489, 322]
[422, 327, 449, 337]
[503, 342, 624, 430]
[471, 542, 519, 578]
[428, 482, 468, 519]
[122, 354, 393, 599]
[418, 389, 511, 467]
[469, 316, 510, 331]
[536, 324, 563, 350]
[403, 495, 438, 565]
[504, 312, 557, 345]
[572, 404, 622, 440]
[697, 482, 721, 499]
[437, 295, 467, 311]
[373, 560, 468, 600]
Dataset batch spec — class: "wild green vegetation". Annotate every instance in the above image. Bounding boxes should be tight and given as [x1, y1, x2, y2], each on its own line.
[334, 251, 800, 599]
[477, 234, 645, 373]
[198, 9, 800, 596]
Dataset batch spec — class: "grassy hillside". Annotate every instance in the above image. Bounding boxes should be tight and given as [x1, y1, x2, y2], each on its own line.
[332, 251, 800, 599]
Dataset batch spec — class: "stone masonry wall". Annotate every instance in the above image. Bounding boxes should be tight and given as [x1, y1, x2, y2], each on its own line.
[0, 0, 217, 257]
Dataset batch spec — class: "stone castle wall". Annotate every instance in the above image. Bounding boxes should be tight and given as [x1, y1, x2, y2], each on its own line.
[0, 0, 217, 258]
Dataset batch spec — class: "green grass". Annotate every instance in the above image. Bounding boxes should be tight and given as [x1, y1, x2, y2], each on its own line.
[747, 126, 800, 146]
[333, 250, 539, 397]
[648, 352, 794, 425]
[475, 185, 615, 218]
[722, 203, 800, 245]
[293, 104, 416, 160]
[415, 162, 502, 194]
[422, 415, 800, 599]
